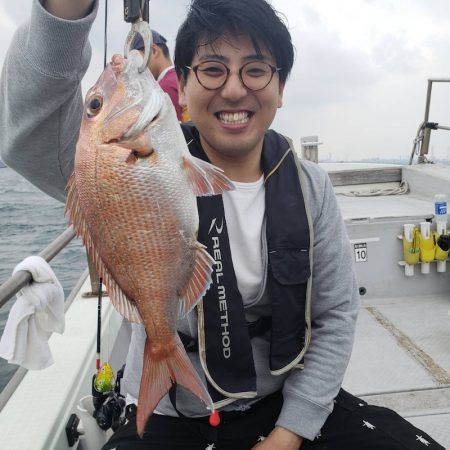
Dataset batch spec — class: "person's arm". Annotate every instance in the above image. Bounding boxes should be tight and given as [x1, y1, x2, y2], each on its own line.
[44, 0, 94, 20]
[273, 161, 360, 444]
[0, 0, 98, 201]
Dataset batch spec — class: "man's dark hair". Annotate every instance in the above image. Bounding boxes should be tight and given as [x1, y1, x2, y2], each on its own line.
[174, 0, 294, 85]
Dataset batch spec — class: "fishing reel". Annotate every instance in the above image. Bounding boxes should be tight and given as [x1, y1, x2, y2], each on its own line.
[94, 391, 126, 431]
[92, 365, 126, 431]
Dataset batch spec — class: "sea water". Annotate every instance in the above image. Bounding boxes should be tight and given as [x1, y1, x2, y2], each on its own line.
[0, 167, 86, 391]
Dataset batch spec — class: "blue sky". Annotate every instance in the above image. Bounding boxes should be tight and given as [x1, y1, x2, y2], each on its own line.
[2, 0, 450, 161]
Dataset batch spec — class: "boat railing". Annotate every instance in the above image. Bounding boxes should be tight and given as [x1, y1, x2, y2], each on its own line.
[0, 226, 102, 310]
[0, 226, 100, 412]
[0, 227, 75, 309]
[410, 78, 450, 164]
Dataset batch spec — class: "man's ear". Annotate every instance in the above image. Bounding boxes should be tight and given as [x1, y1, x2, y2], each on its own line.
[278, 82, 285, 108]
[151, 44, 160, 58]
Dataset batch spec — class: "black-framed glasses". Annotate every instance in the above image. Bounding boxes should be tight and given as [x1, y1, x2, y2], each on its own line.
[186, 60, 282, 91]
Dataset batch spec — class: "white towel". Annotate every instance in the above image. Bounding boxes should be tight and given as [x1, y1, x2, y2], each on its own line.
[0, 256, 65, 370]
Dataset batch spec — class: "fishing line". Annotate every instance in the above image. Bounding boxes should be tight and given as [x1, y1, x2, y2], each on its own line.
[96, 0, 109, 371]
[103, 0, 108, 69]
[96, 277, 102, 370]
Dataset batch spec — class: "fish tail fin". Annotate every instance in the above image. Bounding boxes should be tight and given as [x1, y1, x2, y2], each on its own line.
[136, 336, 213, 437]
[183, 155, 235, 196]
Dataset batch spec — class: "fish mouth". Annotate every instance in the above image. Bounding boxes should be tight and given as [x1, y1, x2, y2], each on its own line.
[104, 86, 164, 159]
[104, 131, 155, 159]
[105, 106, 161, 158]
[124, 151, 144, 164]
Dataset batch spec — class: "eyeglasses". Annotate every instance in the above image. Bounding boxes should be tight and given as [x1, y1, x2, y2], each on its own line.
[186, 60, 281, 91]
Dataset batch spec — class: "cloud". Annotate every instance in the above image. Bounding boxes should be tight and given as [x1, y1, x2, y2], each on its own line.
[371, 34, 424, 73]
[364, 0, 394, 7]
[288, 15, 379, 109]
[413, 0, 450, 21]
[0, 2, 30, 27]
[0, 4, 20, 66]
[2, 0, 450, 161]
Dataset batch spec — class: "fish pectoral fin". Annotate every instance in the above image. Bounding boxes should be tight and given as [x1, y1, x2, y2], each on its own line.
[183, 156, 235, 197]
[65, 173, 142, 324]
[136, 335, 212, 437]
[178, 242, 215, 318]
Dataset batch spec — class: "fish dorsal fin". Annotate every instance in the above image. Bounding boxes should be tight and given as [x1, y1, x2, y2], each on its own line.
[183, 156, 235, 197]
[178, 241, 215, 318]
[65, 174, 142, 324]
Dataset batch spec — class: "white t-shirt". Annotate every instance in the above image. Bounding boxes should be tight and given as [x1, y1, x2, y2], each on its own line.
[222, 175, 265, 305]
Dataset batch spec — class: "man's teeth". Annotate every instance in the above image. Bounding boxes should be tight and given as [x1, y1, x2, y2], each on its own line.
[219, 112, 249, 124]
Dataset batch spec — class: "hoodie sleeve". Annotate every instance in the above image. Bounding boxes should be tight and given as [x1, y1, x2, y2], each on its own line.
[275, 160, 360, 441]
[0, 0, 99, 202]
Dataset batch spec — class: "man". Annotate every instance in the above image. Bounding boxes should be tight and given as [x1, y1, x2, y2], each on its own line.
[133, 29, 186, 121]
[0, 1, 444, 449]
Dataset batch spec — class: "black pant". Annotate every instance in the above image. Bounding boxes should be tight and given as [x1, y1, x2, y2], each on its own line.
[102, 389, 445, 450]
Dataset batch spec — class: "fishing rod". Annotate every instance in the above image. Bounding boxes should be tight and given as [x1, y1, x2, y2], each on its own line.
[95, 0, 108, 374]
[94, 0, 111, 371]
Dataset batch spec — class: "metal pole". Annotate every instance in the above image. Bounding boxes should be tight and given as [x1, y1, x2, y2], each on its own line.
[418, 78, 450, 163]
[423, 80, 433, 123]
[0, 227, 76, 309]
[418, 80, 433, 163]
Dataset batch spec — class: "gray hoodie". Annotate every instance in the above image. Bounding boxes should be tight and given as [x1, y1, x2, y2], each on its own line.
[0, 0, 360, 441]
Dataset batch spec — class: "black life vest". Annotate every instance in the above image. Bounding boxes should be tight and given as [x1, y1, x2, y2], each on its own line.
[181, 124, 312, 404]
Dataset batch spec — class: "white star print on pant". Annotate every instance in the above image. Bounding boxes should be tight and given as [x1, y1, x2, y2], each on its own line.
[362, 420, 376, 430]
[416, 435, 431, 446]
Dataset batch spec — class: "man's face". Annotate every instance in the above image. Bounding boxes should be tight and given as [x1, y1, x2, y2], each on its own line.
[179, 34, 284, 163]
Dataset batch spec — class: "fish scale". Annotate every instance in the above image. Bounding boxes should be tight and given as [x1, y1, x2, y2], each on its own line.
[93, 155, 189, 328]
[65, 50, 234, 437]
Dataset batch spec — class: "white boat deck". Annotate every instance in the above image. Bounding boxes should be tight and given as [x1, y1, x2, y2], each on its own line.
[332, 163, 450, 448]
[343, 293, 450, 447]
[0, 277, 122, 450]
[337, 192, 433, 222]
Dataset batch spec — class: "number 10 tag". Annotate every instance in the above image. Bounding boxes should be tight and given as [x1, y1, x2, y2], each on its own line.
[354, 243, 367, 262]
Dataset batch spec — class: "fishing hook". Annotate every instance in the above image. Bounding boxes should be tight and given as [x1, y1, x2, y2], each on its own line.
[124, 0, 152, 73]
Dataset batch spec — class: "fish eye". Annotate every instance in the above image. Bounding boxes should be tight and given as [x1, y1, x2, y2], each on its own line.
[86, 94, 103, 117]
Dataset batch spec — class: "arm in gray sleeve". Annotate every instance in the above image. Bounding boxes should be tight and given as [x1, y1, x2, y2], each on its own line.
[276, 161, 360, 440]
[0, 0, 99, 202]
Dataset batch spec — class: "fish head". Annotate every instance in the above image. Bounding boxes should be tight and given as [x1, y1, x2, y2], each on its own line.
[79, 51, 165, 159]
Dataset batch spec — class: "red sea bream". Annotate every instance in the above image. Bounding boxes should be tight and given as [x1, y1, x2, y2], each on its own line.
[65, 51, 234, 436]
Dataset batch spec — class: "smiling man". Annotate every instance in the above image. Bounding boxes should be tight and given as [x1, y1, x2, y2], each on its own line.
[177, 33, 284, 182]
[0, 0, 445, 449]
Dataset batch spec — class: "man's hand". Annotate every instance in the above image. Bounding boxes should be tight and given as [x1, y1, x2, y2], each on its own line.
[43, 0, 94, 20]
[251, 426, 303, 449]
